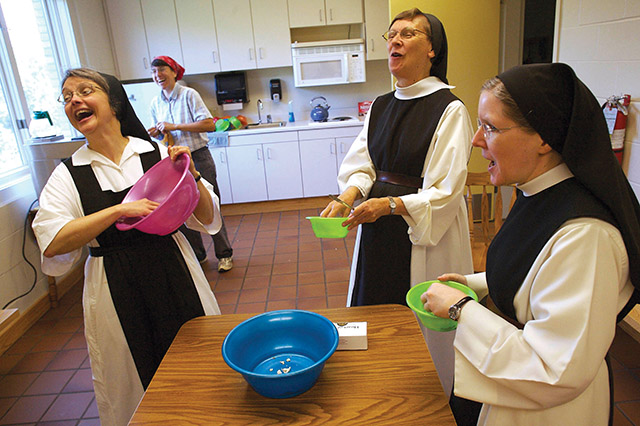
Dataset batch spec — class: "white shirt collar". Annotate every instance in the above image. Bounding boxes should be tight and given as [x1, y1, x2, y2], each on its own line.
[71, 137, 155, 167]
[518, 163, 574, 196]
[394, 76, 454, 100]
[160, 83, 183, 102]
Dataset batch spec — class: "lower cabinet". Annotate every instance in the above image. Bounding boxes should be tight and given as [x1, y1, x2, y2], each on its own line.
[226, 140, 303, 203]
[299, 134, 356, 197]
[208, 146, 233, 204]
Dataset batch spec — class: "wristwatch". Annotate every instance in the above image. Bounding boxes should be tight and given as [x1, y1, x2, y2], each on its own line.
[387, 196, 396, 215]
[448, 296, 474, 321]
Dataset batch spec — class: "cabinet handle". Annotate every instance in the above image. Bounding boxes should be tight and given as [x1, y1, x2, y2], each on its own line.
[219, 152, 225, 163]
[259, 47, 264, 60]
[267, 147, 272, 159]
[212, 51, 218, 63]
[340, 142, 347, 154]
[330, 143, 336, 155]
[257, 148, 262, 160]
[370, 39, 374, 52]
[319, 9, 323, 22]
[249, 48, 254, 61]
[329, 8, 333, 21]
[143, 57, 149, 69]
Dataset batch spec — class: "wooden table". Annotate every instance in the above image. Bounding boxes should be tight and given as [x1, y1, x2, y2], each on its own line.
[129, 304, 455, 425]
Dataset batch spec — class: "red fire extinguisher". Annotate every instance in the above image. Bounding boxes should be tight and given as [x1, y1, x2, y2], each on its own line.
[603, 94, 630, 165]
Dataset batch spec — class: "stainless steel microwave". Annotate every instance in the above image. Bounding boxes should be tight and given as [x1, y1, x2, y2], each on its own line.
[291, 39, 366, 87]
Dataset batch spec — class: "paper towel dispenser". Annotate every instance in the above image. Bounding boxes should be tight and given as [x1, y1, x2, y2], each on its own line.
[214, 71, 248, 107]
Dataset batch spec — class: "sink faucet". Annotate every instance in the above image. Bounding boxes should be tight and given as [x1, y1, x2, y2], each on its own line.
[257, 99, 263, 124]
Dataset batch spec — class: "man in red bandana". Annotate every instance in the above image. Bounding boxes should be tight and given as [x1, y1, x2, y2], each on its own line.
[148, 55, 234, 272]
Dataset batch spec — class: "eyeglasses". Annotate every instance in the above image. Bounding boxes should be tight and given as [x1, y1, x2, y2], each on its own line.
[382, 27, 429, 42]
[58, 84, 102, 105]
[477, 119, 523, 139]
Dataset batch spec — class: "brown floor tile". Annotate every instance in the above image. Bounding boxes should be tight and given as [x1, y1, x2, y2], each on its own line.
[0, 354, 23, 375]
[25, 320, 57, 336]
[245, 264, 272, 277]
[242, 276, 269, 290]
[249, 254, 274, 266]
[274, 252, 298, 264]
[251, 245, 275, 256]
[614, 407, 634, 426]
[51, 317, 83, 334]
[299, 250, 322, 262]
[268, 286, 297, 301]
[62, 369, 93, 393]
[63, 332, 87, 351]
[219, 305, 236, 315]
[297, 297, 328, 310]
[83, 397, 99, 418]
[214, 278, 244, 292]
[325, 268, 350, 283]
[613, 369, 640, 402]
[0, 373, 38, 397]
[0, 397, 16, 421]
[0, 394, 56, 424]
[266, 300, 297, 311]
[213, 291, 239, 306]
[276, 236, 299, 246]
[41, 391, 94, 422]
[31, 334, 73, 353]
[327, 281, 349, 296]
[323, 258, 350, 270]
[328, 295, 348, 308]
[299, 241, 322, 252]
[298, 284, 326, 299]
[24, 370, 74, 396]
[298, 260, 323, 273]
[612, 328, 640, 369]
[270, 273, 297, 287]
[618, 400, 640, 424]
[235, 303, 265, 314]
[5, 334, 41, 356]
[45, 350, 88, 371]
[298, 271, 324, 285]
[10, 352, 57, 374]
[238, 288, 268, 304]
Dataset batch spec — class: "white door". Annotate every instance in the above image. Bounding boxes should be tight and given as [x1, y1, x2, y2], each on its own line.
[226, 144, 267, 202]
[325, 0, 363, 25]
[364, 0, 389, 61]
[264, 141, 303, 200]
[288, 0, 325, 27]
[141, 0, 183, 64]
[299, 138, 339, 197]
[208, 146, 233, 204]
[213, 0, 257, 71]
[104, 0, 151, 79]
[176, 0, 221, 74]
[251, 0, 292, 68]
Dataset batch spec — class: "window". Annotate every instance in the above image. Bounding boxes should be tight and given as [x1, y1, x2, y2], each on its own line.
[0, 0, 78, 181]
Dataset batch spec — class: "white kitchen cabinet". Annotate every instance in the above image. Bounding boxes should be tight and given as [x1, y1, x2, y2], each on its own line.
[364, 0, 389, 61]
[226, 132, 303, 203]
[208, 146, 233, 204]
[288, 0, 363, 28]
[214, 0, 291, 71]
[299, 128, 358, 197]
[104, 0, 150, 80]
[251, 0, 292, 69]
[141, 0, 183, 64]
[175, 0, 221, 74]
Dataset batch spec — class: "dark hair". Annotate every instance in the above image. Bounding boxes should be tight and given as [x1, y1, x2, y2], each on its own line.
[151, 58, 170, 68]
[481, 77, 536, 133]
[61, 68, 123, 120]
[389, 7, 431, 39]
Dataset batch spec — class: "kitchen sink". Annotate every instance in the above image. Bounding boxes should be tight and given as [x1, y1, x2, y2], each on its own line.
[245, 121, 287, 129]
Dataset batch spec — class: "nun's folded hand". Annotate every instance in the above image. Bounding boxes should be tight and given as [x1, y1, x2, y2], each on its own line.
[421, 283, 468, 318]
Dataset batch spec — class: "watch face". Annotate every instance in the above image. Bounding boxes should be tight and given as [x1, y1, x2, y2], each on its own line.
[448, 306, 459, 321]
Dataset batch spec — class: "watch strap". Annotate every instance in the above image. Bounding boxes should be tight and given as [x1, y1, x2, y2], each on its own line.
[387, 196, 396, 215]
[449, 296, 474, 321]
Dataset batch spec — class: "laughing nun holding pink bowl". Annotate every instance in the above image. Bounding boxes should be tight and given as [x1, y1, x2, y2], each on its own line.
[423, 63, 640, 425]
[32, 67, 222, 426]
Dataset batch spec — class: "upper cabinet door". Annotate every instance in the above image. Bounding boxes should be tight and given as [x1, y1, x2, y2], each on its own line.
[141, 0, 183, 64]
[213, 0, 258, 71]
[288, 0, 325, 28]
[251, 0, 292, 68]
[364, 0, 389, 60]
[104, 0, 151, 80]
[325, 0, 363, 26]
[175, 0, 221, 74]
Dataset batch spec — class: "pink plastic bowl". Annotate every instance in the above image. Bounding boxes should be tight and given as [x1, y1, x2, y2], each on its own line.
[115, 153, 199, 236]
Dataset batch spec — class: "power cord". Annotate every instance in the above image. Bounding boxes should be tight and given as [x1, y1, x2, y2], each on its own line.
[2, 199, 39, 310]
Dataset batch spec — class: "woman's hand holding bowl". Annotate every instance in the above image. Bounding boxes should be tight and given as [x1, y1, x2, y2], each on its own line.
[421, 273, 469, 318]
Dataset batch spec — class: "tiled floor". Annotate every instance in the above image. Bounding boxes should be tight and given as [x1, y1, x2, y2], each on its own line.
[1, 207, 639, 425]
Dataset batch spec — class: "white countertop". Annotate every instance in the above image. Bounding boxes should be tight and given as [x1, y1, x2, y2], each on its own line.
[224, 117, 365, 136]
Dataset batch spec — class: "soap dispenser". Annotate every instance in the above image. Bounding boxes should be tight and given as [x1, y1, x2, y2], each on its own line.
[270, 79, 282, 103]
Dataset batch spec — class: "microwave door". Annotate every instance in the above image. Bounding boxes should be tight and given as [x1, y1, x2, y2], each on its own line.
[294, 54, 349, 87]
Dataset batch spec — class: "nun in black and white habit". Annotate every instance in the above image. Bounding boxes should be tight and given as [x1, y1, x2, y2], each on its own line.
[423, 63, 640, 425]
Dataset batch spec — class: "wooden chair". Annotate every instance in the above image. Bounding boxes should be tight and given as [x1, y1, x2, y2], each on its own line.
[465, 172, 516, 272]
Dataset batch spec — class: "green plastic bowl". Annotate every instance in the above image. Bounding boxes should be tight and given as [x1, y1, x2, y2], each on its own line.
[406, 281, 478, 332]
[228, 116, 242, 130]
[306, 216, 349, 238]
[215, 118, 230, 132]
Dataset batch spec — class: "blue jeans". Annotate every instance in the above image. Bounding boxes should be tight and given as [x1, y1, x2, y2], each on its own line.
[183, 146, 233, 260]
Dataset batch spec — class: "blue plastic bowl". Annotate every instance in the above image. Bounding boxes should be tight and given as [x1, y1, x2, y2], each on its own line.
[221, 310, 339, 398]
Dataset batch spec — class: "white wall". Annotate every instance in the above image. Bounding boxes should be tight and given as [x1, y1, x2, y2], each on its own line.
[0, 178, 48, 314]
[556, 0, 640, 198]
